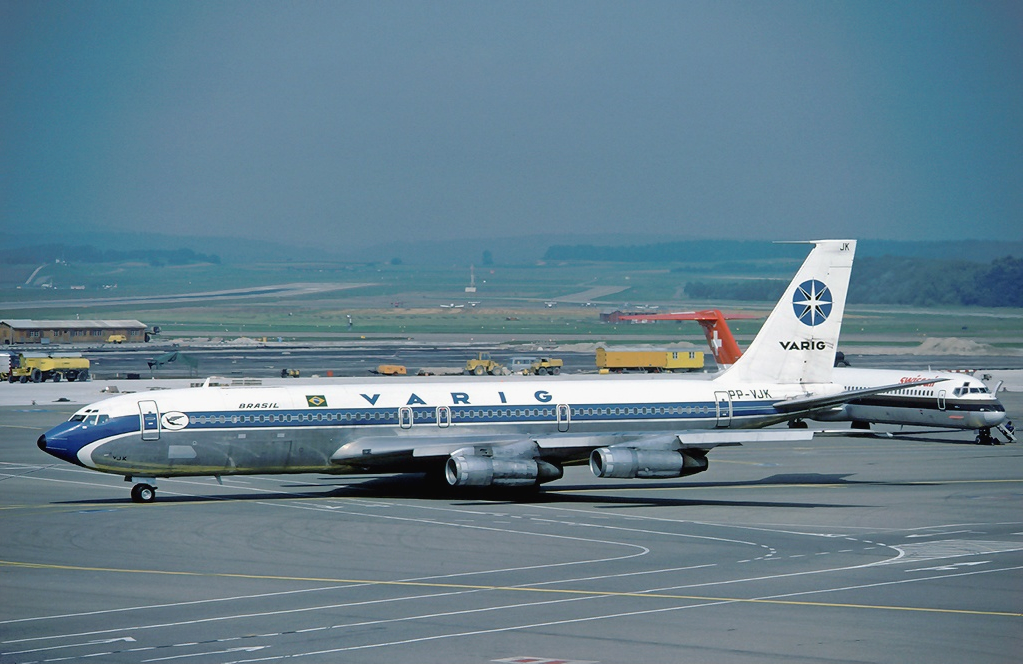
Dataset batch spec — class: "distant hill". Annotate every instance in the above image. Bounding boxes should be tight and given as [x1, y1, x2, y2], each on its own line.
[6, 232, 1021, 268]
[0, 244, 221, 266]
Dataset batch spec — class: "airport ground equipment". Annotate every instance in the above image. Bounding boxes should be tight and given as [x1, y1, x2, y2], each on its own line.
[148, 351, 200, 376]
[464, 352, 509, 375]
[508, 357, 563, 375]
[281, 368, 300, 378]
[373, 364, 407, 375]
[596, 348, 704, 373]
[106, 334, 127, 344]
[508, 357, 536, 374]
[3, 352, 91, 383]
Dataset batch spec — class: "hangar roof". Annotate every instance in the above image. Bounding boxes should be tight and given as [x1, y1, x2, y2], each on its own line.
[1, 319, 147, 330]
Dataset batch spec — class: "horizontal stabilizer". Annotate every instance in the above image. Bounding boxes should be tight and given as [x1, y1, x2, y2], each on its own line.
[773, 377, 950, 414]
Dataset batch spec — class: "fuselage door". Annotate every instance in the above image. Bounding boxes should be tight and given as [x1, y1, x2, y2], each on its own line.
[556, 404, 571, 432]
[139, 400, 160, 440]
[937, 389, 946, 411]
[714, 391, 732, 428]
[398, 406, 413, 429]
[436, 405, 451, 428]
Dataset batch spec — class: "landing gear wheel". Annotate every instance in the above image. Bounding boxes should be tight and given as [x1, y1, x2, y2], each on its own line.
[788, 419, 808, 429]
[976, 428, 995, 445]
[131, 483, 156, 503]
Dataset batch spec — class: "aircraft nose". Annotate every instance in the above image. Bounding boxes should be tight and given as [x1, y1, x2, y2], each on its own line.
[37, 434, 47, 451]
[987, 410, 1008, 426]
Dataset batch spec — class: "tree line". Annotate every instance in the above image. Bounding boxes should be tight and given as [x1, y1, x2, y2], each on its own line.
[1, 244, 221, 266]
[684, 256, 1023, 307]
[544, 239, 1023, 262]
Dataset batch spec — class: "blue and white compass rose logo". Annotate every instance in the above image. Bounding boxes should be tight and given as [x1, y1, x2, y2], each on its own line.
[792, 279, 832, 326]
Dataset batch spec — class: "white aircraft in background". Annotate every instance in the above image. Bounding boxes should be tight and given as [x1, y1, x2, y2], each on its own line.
[39, 239, 941, 503]
[691, 310, 1012, 444]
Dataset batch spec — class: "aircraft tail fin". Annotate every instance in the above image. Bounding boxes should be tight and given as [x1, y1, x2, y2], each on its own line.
[718, 240, 855, 385]
[696, 310, 744, 368]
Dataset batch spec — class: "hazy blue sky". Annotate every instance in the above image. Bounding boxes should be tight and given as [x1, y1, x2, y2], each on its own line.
[3, 1, 1021, 249]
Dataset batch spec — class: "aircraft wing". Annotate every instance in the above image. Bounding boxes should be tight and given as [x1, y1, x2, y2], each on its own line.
[329, 429, 814, 474]
[772, 377, 950, 414]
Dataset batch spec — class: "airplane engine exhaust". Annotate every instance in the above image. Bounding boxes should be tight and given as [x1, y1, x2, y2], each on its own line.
[590, 448, 708, 479]
[445, 455, 563, 487]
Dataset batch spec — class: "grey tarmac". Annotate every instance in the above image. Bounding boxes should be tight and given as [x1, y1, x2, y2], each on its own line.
[0, 380, 1020, 663]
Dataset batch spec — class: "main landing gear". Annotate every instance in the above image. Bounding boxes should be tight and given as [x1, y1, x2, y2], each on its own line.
[127, 477, 158, 503]
[975, 427, 999, 446]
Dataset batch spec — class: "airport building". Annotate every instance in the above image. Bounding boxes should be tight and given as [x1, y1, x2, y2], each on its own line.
[0, 319, 148, 345]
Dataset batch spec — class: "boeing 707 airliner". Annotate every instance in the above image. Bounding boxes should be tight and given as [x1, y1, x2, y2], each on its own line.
[38, 239, 946, 502]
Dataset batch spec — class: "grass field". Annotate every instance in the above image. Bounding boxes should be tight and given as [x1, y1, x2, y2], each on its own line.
[2, 259, 1020, 350]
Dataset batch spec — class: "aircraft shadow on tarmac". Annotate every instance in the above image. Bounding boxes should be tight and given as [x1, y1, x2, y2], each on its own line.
[856, 431, 1008, 446]
[53, 472, 891, 509]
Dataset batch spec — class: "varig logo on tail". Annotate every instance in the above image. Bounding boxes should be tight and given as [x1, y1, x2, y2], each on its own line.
[792, 279, 832, 326]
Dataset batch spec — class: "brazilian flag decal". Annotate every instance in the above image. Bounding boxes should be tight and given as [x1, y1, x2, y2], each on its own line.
[306, 395, 328, 408]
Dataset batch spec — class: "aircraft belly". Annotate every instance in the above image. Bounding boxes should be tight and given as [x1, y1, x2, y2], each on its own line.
[90, 428, 340, 477]
[81, 408, 805, 479]
[841, 403, 991, 429]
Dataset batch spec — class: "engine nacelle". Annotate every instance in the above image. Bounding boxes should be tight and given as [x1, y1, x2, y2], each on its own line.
[445, 455, 563, 487]
[589, 448, 708, 479]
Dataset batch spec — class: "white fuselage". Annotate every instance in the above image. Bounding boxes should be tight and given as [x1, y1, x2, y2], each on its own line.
[41, 373, 827, 478]
[815, 368, 1006, 430]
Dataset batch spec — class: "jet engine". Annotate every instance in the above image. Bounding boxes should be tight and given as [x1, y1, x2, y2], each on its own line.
[445, 455, 563, 487]
[589, 447, 708, 479]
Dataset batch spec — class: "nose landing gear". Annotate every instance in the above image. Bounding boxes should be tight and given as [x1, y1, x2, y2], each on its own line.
[130, 484, 156, 502]
[975, 427, 998, 445]
[127, 477, 158, 503]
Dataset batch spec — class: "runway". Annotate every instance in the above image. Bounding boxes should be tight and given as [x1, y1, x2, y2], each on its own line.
[1, 395, 1021, 663]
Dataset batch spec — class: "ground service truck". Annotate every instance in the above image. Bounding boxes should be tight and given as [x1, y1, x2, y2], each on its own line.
[2, 353, 91, 383]
[595, 348, 704, 373]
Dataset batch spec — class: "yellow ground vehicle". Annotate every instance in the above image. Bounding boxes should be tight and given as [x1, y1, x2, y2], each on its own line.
[510, 356, 563, 375]
[595, 348, 704, 373]
[530, 357, 563, 375]
[4, 353, 91, 383]
[464, 352, 508, 376]
[106, 334, 127, 343]
[374, 364, 407, 375]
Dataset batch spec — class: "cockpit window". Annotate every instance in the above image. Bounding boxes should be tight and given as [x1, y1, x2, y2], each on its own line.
[81, 414, 110, 425]
[70, 414, 86, 422]
[955, 386, 991, 397]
